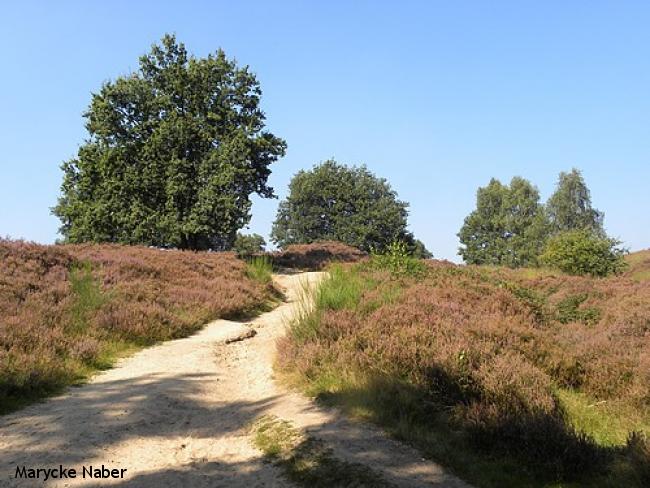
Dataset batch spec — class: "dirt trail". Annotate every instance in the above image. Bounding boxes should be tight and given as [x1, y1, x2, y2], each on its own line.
[0, 273, 469, 487]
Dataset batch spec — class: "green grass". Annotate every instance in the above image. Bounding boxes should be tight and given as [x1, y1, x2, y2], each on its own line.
[558, 389, 650, 447]
[245, 255, 273, 285]
[250, 415, 394, 487]
[624, 250, 650, 281]
[68, 262, 109, 334]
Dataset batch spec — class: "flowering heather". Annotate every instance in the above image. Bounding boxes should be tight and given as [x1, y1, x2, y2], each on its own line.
[0, 239, 273, 411]
[279, 254, 650, 486]
[271, 241, 366, 270]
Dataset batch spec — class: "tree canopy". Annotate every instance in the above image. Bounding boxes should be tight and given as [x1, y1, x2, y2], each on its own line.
[271, 160, 428, 254]
[458, 177, 549, 266]
[233, 233, 266, 257]
[547, 168, 604, 236]
[53, 34, 286, 250]
[458, 169, 620, 270]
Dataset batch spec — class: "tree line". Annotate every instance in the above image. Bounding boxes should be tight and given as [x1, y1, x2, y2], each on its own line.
[458, 168, 625, 275]
[54, 35, 625, 275]
[53, 35, 430, 257]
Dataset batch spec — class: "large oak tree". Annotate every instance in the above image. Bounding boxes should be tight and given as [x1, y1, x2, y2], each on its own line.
[54, 35, 286, 250]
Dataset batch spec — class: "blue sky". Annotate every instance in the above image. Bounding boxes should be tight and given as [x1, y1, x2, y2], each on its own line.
[1, 1, 649, 261]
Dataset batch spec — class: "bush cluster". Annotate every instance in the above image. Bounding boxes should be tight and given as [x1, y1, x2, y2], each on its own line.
[540, 229, 627, 277]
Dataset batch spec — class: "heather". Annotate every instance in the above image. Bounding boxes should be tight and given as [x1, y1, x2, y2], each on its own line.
[0, 239, 274, 412]
[278, 253, 650, 487]
[270, 241, 367, 270]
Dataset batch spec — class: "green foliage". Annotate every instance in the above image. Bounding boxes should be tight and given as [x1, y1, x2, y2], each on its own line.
[555, 293, 601, 325]
[547, 168, 604, 235]
[271, 160, 425, 253]
[409, 238, 433, 259]
[498, 280, 548, 324]
[233, 232, 266, 258]
[458, 169, 624, 270]
[287, 265, 367, 344]
[540, 230, 627, 277]
[68, 262, 107, 335]
[458, 177, 549, 267]
[53, 34, 286, 250]
[245, 255, 273, 284]
[369, 241, 426, 277]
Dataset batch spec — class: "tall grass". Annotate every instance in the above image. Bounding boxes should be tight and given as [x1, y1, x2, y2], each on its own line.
[278, 259, 650, 487]
[67, 262, 108, 335]
[246, 255, 273, 285]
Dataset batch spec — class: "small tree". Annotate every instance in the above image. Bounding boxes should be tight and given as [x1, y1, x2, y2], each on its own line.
[539, 229, 627, 277]
[233, 233, 266, 258]
[458, 177, 549, 266]
[546, 169, 604, 236]
[53, 35, 286, 250]
[271, 160, 424, 253]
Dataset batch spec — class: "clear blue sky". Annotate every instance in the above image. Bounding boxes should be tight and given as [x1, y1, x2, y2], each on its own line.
[1, 1, 649, 261]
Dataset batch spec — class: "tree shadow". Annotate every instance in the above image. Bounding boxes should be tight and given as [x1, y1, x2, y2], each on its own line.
[0, 368, 470, 487]
[313, 373, 650, 487]
[0, 372, 281, 484]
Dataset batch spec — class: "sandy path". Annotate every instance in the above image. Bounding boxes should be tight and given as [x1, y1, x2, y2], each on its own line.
[0, 273, 469, 487]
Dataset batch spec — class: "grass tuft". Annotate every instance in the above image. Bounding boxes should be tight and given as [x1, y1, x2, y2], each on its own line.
[250, 415, 394, 487]
[245, 255, 273, 285]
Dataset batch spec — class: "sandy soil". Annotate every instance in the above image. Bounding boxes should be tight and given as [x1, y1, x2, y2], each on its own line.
[0, 273, 469, 487]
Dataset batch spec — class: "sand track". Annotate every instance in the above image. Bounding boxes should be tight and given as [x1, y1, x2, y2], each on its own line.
[0, 273, 468, 487]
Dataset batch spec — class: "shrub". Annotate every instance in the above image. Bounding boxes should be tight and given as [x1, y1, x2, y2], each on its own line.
[540, 230, 627, 277]
[555, 293, 600, 325]
[233, 233, 266, 258]
[368, 241, 426, 277]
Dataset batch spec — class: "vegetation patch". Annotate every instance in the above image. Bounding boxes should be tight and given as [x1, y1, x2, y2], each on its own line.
[271, 241, 367, 271]
[0, 239, 277, 414]
[555, 293, 601, 325]
[245, 255, 274, 285]
[270, 160, 430, 257]
[278, 257, 650, 487]
[624, 250, 650, 282]
[250, 415, 393, 487]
